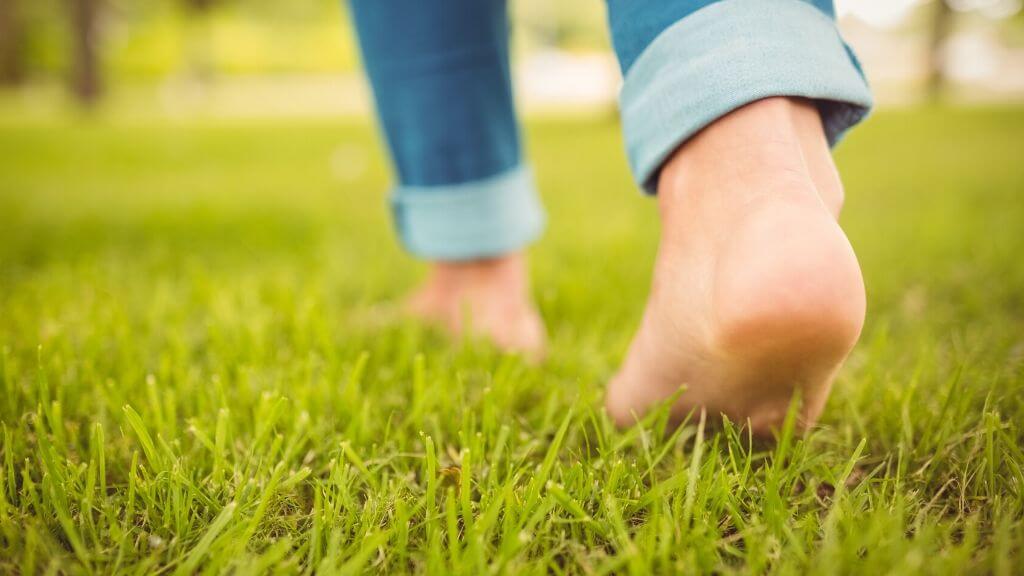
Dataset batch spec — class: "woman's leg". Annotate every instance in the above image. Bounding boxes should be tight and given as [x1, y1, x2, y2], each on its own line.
[602, 0, 873, 433]
[349, 0, 546, 356]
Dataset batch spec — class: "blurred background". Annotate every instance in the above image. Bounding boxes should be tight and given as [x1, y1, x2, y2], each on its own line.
[0, 0, 1022, 118]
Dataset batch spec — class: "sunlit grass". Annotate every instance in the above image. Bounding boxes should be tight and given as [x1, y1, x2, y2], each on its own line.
[0, 106, 1022, 573]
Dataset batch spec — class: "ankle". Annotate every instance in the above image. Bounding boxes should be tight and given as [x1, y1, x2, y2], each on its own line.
[429, 253, 523, 282]
[656, 97, 844, 218]
[422, 253, 531, 302]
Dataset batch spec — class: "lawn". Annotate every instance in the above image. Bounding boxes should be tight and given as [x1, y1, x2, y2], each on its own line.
[0, 105, 1022, 574]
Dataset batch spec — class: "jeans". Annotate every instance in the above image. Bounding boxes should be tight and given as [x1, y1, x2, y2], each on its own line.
[349, 0, 872, 260]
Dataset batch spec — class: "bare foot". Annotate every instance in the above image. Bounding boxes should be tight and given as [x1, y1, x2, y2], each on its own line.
[405, 253, 547, 360]
[606, 97, 866, 436]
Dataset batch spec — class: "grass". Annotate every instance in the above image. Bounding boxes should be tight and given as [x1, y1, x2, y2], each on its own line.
[0, 105, 1022, 574]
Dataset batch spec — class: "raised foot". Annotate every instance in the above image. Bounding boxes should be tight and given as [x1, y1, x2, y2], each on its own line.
[605, 97, 866, 437]
[607, 202, 865, 435]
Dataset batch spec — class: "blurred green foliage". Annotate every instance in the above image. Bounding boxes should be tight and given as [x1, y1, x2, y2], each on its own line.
[9, 0, 360, 79]
[2, 0, 612, 84]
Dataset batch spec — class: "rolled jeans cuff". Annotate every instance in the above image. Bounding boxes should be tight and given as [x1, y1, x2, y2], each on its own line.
[620, 0, 874, 194]
[390, 165, 546, 260]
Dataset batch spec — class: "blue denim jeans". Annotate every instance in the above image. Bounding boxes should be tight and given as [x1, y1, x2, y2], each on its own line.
[349, 0, 872, 260]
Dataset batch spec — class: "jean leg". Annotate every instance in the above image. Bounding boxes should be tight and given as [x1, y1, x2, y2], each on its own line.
[349, 0, 545, 260]
[605, 0, 873, 193]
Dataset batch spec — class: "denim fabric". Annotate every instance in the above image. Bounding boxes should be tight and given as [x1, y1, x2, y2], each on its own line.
[390, 165, 545, 261]
[606, 0, 837, 74]
[350, 0, 544, 259]
[349, 0, 871, 259]
[350, 0, 518, 187]
[613, 0, 872, 193]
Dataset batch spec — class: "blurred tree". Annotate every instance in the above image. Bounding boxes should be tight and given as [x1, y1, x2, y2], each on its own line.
[925, 0, 1024, 100]
[181, 0, 220, 81]
[928, 0, 954, 101]
[0, 0, 26, 86]
[70, 0, 102, 105]
[516, 0, 609, 52]
[183, 0, 217, 11]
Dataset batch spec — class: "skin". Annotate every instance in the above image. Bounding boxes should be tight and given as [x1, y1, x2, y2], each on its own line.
[409, 96, 866, 435]
[405, 252, 547, 360]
